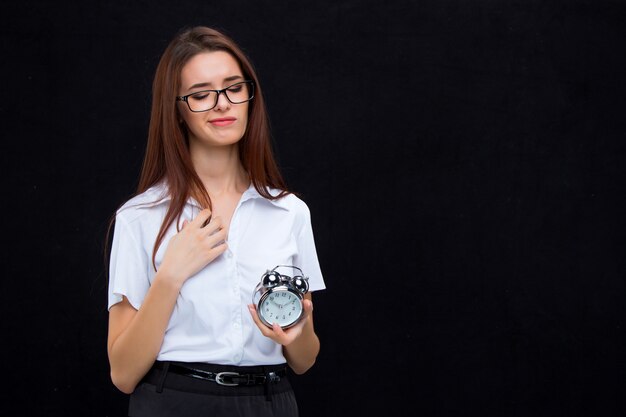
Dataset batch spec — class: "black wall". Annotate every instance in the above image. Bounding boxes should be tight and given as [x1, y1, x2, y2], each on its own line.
[2, 1, 625, 416]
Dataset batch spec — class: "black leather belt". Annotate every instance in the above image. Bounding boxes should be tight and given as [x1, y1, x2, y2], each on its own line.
[154, 361, 286, 387]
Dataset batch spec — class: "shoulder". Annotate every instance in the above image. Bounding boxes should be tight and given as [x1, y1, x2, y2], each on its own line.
[257, 188, 310, 217]
[272, 191, 310, 213]
[115, 182, 170, 225]
[267, 190, 314, 234]
[247, 186, 312, 229]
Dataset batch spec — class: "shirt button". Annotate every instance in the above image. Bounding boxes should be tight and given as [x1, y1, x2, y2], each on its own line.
[233, 322, 240, 328]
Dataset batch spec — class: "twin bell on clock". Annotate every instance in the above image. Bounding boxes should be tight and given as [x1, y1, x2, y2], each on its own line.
[252, 265, 309, 329]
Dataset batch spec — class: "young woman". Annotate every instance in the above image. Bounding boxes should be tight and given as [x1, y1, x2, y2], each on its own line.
[106, 26, 325, 417]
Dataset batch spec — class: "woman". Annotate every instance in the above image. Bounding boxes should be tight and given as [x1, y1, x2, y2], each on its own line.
[107, 26, 325, 417]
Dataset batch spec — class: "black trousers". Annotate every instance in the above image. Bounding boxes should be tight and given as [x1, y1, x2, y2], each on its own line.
[128, 362, 299, 417]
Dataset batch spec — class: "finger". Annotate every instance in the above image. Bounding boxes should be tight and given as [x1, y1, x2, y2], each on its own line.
[191, 208, 213, 228]
[201, 216, 224, 235]
[272, 322, 287, 339]
[247, 304, 264, 327]
[209, 240, 228, 256]
[205, 227, 228, 249]
[292, 300, 312, 323]
[287, 314, 308, 336]
[248, 305, 273, 336]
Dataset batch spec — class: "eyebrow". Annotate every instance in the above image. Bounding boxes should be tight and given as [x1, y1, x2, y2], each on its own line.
[186, 75, 244, 92]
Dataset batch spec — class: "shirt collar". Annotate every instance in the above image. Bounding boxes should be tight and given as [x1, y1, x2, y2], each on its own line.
[239, 184, 290, 210]
[137, 181, 288, 210]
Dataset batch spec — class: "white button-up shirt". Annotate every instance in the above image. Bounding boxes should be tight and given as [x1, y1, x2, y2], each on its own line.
[108, 182, 325, 365]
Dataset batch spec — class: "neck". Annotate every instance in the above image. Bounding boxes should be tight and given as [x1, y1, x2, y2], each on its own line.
[190, 143, 249, 196]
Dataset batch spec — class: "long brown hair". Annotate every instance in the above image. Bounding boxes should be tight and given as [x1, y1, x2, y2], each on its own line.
[109, 26, 289, 270]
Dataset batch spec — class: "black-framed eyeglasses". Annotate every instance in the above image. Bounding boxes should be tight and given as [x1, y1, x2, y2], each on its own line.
[176, 80, 255, 112]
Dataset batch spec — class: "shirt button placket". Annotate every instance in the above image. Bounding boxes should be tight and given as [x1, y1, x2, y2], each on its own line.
[232, 261, 244, 363]
[228, 217, 244, 363]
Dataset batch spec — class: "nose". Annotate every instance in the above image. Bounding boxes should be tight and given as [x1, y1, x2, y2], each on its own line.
[213, 90, 231, 111]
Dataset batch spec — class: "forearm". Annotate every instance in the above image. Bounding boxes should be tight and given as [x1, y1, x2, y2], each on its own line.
[108, 274, 181, 393]
[282, 318, 320, 374]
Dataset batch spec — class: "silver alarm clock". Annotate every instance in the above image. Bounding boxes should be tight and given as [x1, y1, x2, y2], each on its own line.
[252, 265, 309, 329]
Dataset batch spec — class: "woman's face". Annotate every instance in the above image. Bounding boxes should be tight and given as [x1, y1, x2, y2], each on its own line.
[178, 51, 250, 149]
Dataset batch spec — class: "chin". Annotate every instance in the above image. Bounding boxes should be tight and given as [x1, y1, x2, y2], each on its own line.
[191, 132, 244, 148]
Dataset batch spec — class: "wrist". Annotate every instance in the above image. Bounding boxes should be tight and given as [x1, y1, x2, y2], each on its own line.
[153, 268, 185, 293]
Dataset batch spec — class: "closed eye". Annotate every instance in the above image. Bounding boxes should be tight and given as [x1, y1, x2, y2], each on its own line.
[190, 91, 212, 100]
[226, 85, 243, 92]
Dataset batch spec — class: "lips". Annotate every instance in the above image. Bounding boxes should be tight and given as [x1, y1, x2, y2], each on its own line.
[208, 117, 236, 127]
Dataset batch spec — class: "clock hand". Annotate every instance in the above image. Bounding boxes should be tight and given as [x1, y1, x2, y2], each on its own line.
[270, 299, 284, 308]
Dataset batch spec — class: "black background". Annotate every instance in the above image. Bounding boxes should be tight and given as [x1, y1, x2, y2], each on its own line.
[2, 1, 625, 416]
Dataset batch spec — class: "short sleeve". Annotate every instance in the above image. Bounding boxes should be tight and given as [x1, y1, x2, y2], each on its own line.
[107, 213, 151, 310]
[294, 206, 326, 292]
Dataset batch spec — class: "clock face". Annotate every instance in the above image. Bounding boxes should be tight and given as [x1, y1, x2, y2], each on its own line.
[259, 288, 303, 329]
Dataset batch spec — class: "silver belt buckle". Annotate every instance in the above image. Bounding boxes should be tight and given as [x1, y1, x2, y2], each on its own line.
[215, 371, 240, 386]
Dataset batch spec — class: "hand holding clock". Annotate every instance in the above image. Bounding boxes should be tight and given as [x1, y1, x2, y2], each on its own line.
[247, 298, 313, 346]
